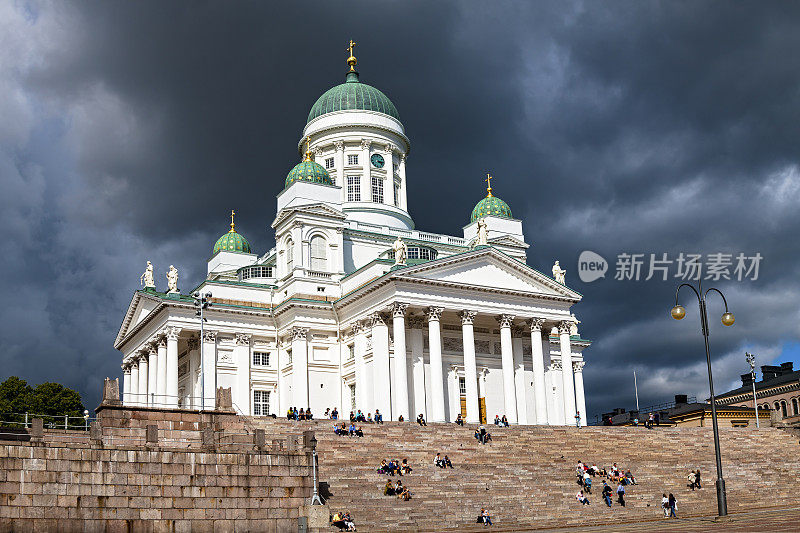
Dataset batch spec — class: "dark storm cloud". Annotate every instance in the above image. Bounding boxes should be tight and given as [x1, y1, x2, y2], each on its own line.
[2, 0, 799, 417]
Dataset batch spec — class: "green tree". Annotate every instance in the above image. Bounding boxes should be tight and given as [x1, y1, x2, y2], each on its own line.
[0, 377, 85, 428]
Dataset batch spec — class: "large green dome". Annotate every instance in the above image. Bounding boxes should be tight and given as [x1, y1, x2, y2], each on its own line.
[285, 159, 334, 188]
[214, 230, 251, 255]
[471, 195, 513, 222]
[307, 71, 399, 123]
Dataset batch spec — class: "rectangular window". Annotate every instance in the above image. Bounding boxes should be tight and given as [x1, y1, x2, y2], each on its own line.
[371, 177, 384, 203]
[393, 163, 399, 173]
[350, 384, 357, 410]
[348, 344, 355, 361]
[330, 176, 336, 186]
[394, 181, 400, 207]
[325, 157, 334, 169]
[252, 351, 270, 367]
[459, 377, 466, 396]
[347, 154, 359, 165]
[253, 390, 270, 416]
[347, 176, 361, 201]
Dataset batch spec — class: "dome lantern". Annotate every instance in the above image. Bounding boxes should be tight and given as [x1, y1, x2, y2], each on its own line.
[470, 173, 513, 222]
[285, 135, 334, 188]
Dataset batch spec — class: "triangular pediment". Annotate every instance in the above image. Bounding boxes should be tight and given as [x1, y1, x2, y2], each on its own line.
[488, 235, 530, 248]
[396, 248, 581, 300]
[114, 290, 163, 348]
[272, 203, 345, 228]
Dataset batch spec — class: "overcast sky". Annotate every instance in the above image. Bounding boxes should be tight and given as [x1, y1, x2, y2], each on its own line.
[2, 0, 799, 419]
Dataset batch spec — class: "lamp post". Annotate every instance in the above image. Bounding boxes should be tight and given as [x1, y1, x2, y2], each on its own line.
[308, 434, 322, 505]
[193, 291, 212, 411]
[671, 279, 734, 517]
[745, 352, 760, 428]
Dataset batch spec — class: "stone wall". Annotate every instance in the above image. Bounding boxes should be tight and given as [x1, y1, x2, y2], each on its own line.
[0, 406, 318, 533]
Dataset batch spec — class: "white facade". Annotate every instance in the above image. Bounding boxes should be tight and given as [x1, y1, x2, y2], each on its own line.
[114, 60, 591, 425]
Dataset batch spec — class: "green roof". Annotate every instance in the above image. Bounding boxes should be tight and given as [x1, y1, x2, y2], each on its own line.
[308, 71, 399, 123]
[471, 195, 513, 222]
[285, 160, 333, 188]
[214, 231, 251, 254]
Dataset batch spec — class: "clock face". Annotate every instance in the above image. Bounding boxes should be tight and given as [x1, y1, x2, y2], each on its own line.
[371, 153, 385, 168]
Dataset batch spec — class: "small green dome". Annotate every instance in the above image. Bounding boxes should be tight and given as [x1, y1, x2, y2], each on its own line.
[214, 231, 251, 255]
[471, 195, 513, 222]
[285, 159, 334, 188]
[308, 71, 400, 123]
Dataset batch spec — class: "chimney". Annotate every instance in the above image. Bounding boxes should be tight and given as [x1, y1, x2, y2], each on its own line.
[761, 365, 780, 381]
[674, 394, 688, 406]
[741, 373, 754, 387]
[780, 362, 794, 373]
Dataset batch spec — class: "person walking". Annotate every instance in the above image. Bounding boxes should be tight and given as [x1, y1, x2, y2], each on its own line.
[688, 470, 697, 490]
[616, 483, 626, 506]
[602, 481, 612, 507]
[668, 493, 678, 518]
[661, 493, 669, 517]
[694, 469, 701, 489]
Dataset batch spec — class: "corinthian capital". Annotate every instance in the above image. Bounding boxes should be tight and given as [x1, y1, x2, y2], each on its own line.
[573, 360, 586, 372]
[360, 139, 372, 150]
[558, 321, 573, 335]
[369, 312, 387, 328]
[550, 360, 562, 371]
[391, 302, 409, 318]
[291, 327, 309, 341]
[235, 333, 251, 346]
[497, 314, 515, 329]
[202, 330, 217, 343]
[165, 326, 181, 341]
[529, 318, 546, 332]
[426, 306, 444, 322]
[385, 143, 396, 155]
[460, 310, 477, 325]
[333, 140, 344, 152]
[350, 321, 364, 336]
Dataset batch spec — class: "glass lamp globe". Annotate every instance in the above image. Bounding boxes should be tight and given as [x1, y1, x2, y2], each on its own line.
[721, 312, 735, 326]
[670, 305, 686, 320]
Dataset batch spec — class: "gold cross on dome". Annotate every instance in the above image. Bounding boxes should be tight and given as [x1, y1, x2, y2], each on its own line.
[348, 40, 356, 57]
[485, 173, 493, 197]
[229, 210, 236, 233]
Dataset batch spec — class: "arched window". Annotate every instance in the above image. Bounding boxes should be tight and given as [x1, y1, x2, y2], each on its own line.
[285, 239, 294, 273]
[774, 401, 781, 415]
[792, 398, 798, 416]
[310, 235, 327, 271]
[781, 400, 788, 418]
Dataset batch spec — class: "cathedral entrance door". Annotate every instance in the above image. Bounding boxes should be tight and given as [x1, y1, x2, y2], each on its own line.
[460, 396, 467, 419]
[478, 398, 487, 424]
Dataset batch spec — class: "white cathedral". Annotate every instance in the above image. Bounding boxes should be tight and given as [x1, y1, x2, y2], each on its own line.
[115, 45, 590, 426]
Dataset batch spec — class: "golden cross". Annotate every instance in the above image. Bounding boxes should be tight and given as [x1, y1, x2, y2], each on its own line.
[348, 40, 356, 57]
[304, 136, 312, 161]
[485, 173, 493, 196]
[229, 210, 235, 232]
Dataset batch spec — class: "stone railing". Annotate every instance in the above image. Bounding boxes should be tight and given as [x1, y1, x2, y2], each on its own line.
[345, 220, 467, 247]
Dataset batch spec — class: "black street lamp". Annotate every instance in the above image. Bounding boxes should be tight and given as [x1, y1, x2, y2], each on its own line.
[671, 279, 734, 517]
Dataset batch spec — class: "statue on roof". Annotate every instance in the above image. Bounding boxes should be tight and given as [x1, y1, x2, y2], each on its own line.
[392, 236, 407, 266]
[552, 260, 566, 284]
[166, 265, 179, 294]
[140, 261, 155, 289]
[570, 313, 580, 336]
[477, 217, 488, 246]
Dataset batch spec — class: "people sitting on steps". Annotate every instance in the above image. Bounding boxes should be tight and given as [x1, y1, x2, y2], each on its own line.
[477, 508, 493, 526]
[417, 413, 427, 426]
[494, 415, 500, 425]
[366, 413, 373, 423]
[444, 455, 453, 468]
[331, 407, 339, 420]
[331, 511, 357, 531]
[434, 453, 444, 468]
[375, 410, 384, 424]
[501, 415, 509, 427]
[455, 413, 464, 426]
[401, 458, 412, 475]
[576, 490, 590, 505]
[474, 425, 492, 445]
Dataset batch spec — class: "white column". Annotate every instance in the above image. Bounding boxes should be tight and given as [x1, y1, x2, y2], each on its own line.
[187, 337, 200, 409]
[460, 310, 480, 424]
[391, 303, 409, 421]
[137, 353, 148, 407]
[385, 144, 397, 206]
[409, 317, 426, 420]
[361, 139, 371, 202]
[478, 368, 488, 424]
[352, 322, 368, 412]
[128, 360, 139, 406]
[512, 327, 528, 425]
[426, 307, 446, 423]
[549, 361, 565, 425]
[202, 331, 217, 410]
[291, 327, 310, 410]
[447, 365, 459, 422]
[156, 337, 167, 407]
[165, 327, 179, 408]
[529, 319, 548, 425]
[559, 321, 576, 425]
[399, 153, 408, 211]
[498, 314, 518, 423]
[573, 360, 587, 427]
[292, 223, 303, 272]
[371, 313, 391, 419]
[334, 140, 345, 201]
[147, 345, 158, 407]
[234, 334, 252, 414]
[122, 364, 131, 406]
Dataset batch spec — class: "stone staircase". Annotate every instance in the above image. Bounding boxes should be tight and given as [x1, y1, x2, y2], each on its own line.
[244, 418, 800, 531]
